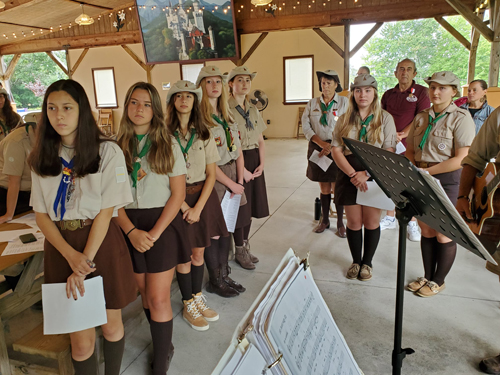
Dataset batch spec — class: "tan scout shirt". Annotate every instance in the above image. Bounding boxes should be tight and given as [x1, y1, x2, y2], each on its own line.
[302, 94, 349, 142]
[462, 106, 500, 171]
[209, 117, 242, 166]
[407, 103, 475, 163]
[0, 126, 35, 191]
[332, 110, 397, 155]
[31, 141, 133, 221]
[126, 136, 187, 209]
[175, 128, 220, 184]
[228, 97, 267, 150]
[0, 113, 23, 143]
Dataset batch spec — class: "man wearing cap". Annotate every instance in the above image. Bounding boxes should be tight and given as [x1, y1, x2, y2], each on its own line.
[379, 58, 431, 241]
[302, 69, 348, 236]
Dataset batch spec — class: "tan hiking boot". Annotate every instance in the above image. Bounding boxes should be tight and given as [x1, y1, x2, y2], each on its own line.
[358, 265, 373, 281]
[346, 263, 360, 279]
[407, 277, 428, 292]
[183, 298, 209, 331]
[193, 292, 219, 322]
[235, 245, 255, 270]
[243, 240, 259, 263]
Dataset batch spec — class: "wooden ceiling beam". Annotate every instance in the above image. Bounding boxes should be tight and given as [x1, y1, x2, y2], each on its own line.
[2, 54, 21, 81]
[349, 22, 383, 58]
[445, 0, 494, 41]
[121, 45, 156, 83]
[435, 16, 471, 50]
[70, 47, 89, 76]
[313, 28, 343, 58]
[0, 21, 51, 30]
[237, 32, 268, 66]
[66, 0, 114, 11]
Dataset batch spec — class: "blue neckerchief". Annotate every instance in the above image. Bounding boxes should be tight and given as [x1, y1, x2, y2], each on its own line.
[53, 157, 74, 220]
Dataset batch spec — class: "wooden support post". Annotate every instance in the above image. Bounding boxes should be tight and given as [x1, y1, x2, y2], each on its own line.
[3, 54, 21, 81]
[121, 45, 155, 83]
[468, 10, 485, 83]
[146, 65, 155, 84]
[489, 0, 500, 86]
[46, 52, 68, 76]
[70, 48, 89, 77]
[65, 48, 71, 79]
[237, 32, 268, 66]
[313, 28, 344, 57]
[446, 0, 494, 41]
[344, 22, 350, 90]
[435, 16, 471, 50]
[350, 22, 383, 58]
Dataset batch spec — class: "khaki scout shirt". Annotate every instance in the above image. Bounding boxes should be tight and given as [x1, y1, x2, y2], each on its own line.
[0, 126, 35, 191]
[407, 103, 475, 163]
[302, 94, 349, 142]
[31, 141, 133, 220]
[209, 117, 242, 166]
[126, 136, 187, 209]
[175, 127, 220, 184]
[332, 110, 397, 155]
[462, 106, 500, 171]
[228, 97, 267, 150]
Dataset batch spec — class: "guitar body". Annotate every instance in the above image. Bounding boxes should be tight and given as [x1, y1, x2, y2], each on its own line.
[471, 162, 500, 238]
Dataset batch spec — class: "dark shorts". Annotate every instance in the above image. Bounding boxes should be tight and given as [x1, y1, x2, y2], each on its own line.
[334, 154, 370, 206]
[306, 140, 339, 182]
[433, 169, 462, 205]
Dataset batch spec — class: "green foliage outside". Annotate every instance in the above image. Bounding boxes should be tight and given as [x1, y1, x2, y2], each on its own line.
[4, 51, 67, 110]
[358, 16, 492, 93]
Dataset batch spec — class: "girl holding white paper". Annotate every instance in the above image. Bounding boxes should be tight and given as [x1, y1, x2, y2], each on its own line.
[332, 75, 397, 282]
[29, 80, 136, 375]
[197, 65, 246, 298]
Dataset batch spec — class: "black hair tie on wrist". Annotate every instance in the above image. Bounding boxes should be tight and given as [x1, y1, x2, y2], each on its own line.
[126, 227, 136, 236]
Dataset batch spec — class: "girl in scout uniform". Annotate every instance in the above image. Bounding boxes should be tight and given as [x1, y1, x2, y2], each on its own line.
[331, 75, 397, 281]
[302, 69, 348, 237]
[28, 80, 136, 375]
[115, 82, 188, 374]
[197, 65, 246, 298]
[406, 71, 475, 297]
[0, 88, 23, 141]
[228, 65, 269, 270]
[166, 80, 228, 331]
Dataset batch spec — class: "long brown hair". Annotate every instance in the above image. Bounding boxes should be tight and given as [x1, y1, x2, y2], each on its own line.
[166, 92, 210, 141]
[116, 82, 174, 175]
[0, 93, 20, 131]
[199, 77, 235, 126]
[337, 88, 383, 146]
[28, 79, 104, 177]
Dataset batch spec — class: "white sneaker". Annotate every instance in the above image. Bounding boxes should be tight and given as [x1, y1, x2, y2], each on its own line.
[380, 215, 397, 230]
[407, 221, 421, 242]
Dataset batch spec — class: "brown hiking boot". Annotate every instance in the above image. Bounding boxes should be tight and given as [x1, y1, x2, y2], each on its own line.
[244, 240, 259, 263]
[235, 245, 255, 270]
[479, 354, 500, 374]
[182, 298, 209, 331]
[193, 292, 219, 322]
[221, 263, 246, 293]
[206, 267, 239, 298]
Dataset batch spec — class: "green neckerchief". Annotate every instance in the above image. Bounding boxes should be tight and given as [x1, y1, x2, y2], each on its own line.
[131, 135, 151, 188]
[419, 111, 449, 149]
[358, 114, 374, 142]
[212, 114, 236, 152]
[320, 98, 336, 126]
[174, 128, 197, 162]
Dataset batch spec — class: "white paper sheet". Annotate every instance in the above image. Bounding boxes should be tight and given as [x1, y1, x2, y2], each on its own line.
[0, 228, 39, 243]
[2, 233, 44, 256]
[221, 191, 242, 233]
[356, 181, 395, 210]
[8, 213, 39, 231]
[395, 142, 406, 155]
[308, 150, 333, 172]
[232, 344, 268, 375]
[42, 276, 107, 335]
[219, 348, 243, 375]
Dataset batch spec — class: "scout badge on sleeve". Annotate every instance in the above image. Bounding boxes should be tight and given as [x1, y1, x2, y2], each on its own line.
[438, 143, 446, 151]
[407, 88, 418, 102]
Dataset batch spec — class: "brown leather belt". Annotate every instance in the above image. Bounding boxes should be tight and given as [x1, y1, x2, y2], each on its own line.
[186, 182, 204, 194]
[56, 219, 93, 231]
[416, 161, 439, 168]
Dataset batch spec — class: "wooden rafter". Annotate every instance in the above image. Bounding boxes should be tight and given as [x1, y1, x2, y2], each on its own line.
[46, 51, 68, 76]
[313, 28, 343, 58]
[237, 32, 268, 66]
[445, 0, 494, 41]
[468, 10, 484, 83]
[435, 16, 471, 50]
[489, 0, 500, 86]
[0, 21, 51, 30]
[66, 0, 114, 10]
[70, 48, 89, 77]
[343, 23, 350, 89]
[121, 45, 155, 84]
[349, 22, 383, 58]
[2, 54, 21, 81]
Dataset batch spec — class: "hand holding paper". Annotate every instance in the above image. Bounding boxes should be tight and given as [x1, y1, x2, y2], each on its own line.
[309, 149, 333, 172]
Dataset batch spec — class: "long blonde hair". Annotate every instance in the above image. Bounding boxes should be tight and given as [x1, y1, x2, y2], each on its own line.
[117, 82, 174, 175]
[337, 89, 383, 146]
[199, 77, 235, 126]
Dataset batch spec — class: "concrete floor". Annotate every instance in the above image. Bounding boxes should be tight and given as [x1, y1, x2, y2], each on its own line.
[7, 139, 500, 374]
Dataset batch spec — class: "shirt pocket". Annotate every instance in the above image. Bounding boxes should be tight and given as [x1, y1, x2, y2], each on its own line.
[79, 172, 103, 218]
[432, 128, 454, 159]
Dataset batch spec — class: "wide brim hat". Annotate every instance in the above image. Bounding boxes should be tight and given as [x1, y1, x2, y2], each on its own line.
[167, 80, 202, 103]
[424, 71, 461, 96]
[0, 88, 8, 97]
[316, 69, 343, 92]
[196, 65, 226, 87]
[227, 65, 257, 82]
[350, 74, 378, 91]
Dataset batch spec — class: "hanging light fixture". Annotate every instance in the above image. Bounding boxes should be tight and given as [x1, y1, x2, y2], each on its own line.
[75, 4, 94, 26]
[251, 0, 273, 6]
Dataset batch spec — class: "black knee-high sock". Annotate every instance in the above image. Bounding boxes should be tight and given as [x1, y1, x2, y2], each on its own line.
[204, 240, 220, 272]
[176, 271, 192, 301]
[346, 228, 362, 264]
[219, 236, 231, 266]
[421, 236, 438, 280]
[191, 264, 204, 295]
[243, 221, 252, 241]
[336, 204, 344, 227]
[233, 228, 244, 246]
[433, 241, 457, 286]
[103, 336, 125, 375]
[362, 227, 380, 267]
[72, 350, 98, 375]
[150, 319, 173, 375]
[143, 307, 151, 324]
[320, 193, 331, 224]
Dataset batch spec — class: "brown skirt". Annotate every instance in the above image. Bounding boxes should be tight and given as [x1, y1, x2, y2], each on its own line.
[184, 183, 229, 248]
[306, 140, 339, 182]
[432, 169, 462, 205]
[335, 154, 370, 206]
[236, 148, 269, 228]
[124, 208, 192, 274]
[44, 220, 137, 310]
[214, 161, 248, 206]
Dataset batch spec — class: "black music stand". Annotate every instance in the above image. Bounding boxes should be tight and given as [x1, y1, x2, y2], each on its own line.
[343, 138, 494, 375]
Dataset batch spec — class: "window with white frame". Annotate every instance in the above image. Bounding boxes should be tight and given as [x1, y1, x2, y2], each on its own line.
[181, 63, 205, 84]
[283, 56, 314, 104]
[92, 67, 118, 108]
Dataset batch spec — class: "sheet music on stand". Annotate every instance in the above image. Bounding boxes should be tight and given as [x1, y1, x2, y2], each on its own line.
[212, 249, 364, 375]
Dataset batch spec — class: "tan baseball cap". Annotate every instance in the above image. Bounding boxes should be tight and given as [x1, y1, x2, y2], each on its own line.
[167, 80, 202, 103]
[424, 71, 461, 94]
[227, 65, 257, 82]
[316, 69, 343, 92]
[350, 74, 378, 90]
[196, 65, 226, 87]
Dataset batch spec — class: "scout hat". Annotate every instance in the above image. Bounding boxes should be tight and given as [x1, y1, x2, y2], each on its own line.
[196, 65, 226, 87]
[227, 65, 257, 82]
[316, 70, 343, 92]
[166, 80, 202, 103]
[424, 71, 461, 96]
[0, 88, 8, 97]
[350, 74, 378, 91]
